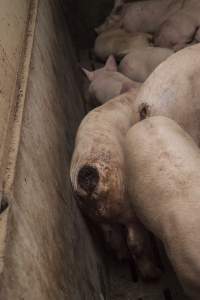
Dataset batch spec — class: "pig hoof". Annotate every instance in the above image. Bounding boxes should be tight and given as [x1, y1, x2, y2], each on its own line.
[139, 264, 162, 282]
[78, 165, 99, 194]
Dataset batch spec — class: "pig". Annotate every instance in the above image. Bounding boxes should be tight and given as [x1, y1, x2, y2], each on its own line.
[125, 116, 200, 299]
[70, 88, 161, 281]
[131, 43, 200, 146]
[95, 0, 182, 35]
[73, 43, 200, 280]
[155, 1, 200, 51]
[82, 55, 141, 104]
[119, 46, 174, 82]
[94, 28, 152, 61]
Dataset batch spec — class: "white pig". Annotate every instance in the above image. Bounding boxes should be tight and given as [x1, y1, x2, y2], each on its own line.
[155, 1, 200, 51]
[131, 43, 200, 146]
[119, 46, 173, 82]
[94, 28, 152, 61]
[95, 0, 182, 34]
[125, 116, 200, 299]
[82, 55, 141, 104]
[70, 89, 161, 281]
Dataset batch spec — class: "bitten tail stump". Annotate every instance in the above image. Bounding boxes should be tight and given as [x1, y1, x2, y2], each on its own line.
[78, 165, 99, 195]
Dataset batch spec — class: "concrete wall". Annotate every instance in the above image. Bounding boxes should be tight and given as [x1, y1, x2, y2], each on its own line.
[0, 0, 31, 187]
[0, 1, 108, 299]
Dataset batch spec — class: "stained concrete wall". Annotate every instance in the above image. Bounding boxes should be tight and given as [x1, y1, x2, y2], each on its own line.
[0, 1, 108, 299]
[0, 0, 31, 186]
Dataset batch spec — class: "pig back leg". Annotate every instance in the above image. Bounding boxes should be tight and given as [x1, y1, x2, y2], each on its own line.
[126, 221, 162, 281]
[101, 223, 129, 260]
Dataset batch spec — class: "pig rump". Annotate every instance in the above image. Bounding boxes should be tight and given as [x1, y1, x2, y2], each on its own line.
[70, 93, 136, 221]
[70, 92, 163, 281]
[70, 153, 125, 222]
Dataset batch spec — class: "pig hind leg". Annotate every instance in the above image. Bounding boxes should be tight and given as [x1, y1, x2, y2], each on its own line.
[101, 224, 129, 260]
[126, 222, 162, 281]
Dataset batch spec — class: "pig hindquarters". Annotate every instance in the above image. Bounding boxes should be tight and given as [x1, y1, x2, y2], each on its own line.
[70, 91, 161, 280]
[132, 43, 200, 146]
[125, 116, 200, 299]
[76, 43, 200, 281]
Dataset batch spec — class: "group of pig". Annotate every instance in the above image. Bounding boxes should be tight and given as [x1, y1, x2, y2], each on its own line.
[83, 0, 200, 106]
[70, 1, 200, 299]
[96, 0, 200, 51]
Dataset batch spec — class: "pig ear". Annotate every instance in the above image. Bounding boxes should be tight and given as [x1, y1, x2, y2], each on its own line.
[120, 81, 137, 94]
[104, 55, 117, 72]
[82, 68, 94, 81]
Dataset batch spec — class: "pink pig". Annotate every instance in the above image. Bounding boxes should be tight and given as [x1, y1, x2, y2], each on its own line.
[95, 0, 182, 35]
[155, 0, 200, 51]
[82, 55, 140, 104]
[119, 46, 173, 82]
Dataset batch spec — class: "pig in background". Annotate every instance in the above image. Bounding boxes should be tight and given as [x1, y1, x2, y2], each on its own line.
[119, 46, 174, 82]
[155, 0, 200, 50]
[94, 28, 152, 61]
[132, 43, 200, 146]
[82, 55, 141, 104]
[125, 116, 200, 299]
[95, 0, 183, 35]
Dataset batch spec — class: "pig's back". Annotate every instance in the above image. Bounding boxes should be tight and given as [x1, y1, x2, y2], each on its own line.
[134, 44, 200, 145]
[119, 47, 173, 82]
[126, 116, 200, 299]
[125, 116, 200, 236]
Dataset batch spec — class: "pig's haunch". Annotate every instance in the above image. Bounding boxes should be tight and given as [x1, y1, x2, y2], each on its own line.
[125, 116, 200, 299]
[70, 92, 161, 281]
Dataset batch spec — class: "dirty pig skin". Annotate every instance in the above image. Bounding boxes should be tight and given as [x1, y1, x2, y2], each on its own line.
[125, 116, 200, 300]
[119, 46, 173, 82]
[72, 43, 200, 281]
[70, 89, 161, 281]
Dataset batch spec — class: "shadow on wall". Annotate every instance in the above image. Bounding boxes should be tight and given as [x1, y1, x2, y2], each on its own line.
[61, 0, 114, 49]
